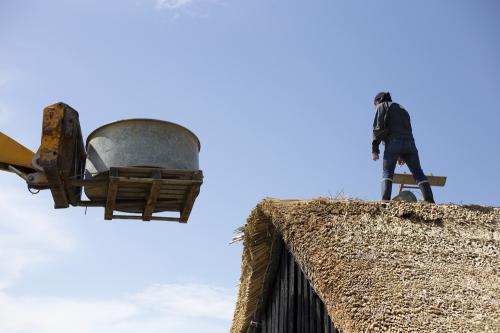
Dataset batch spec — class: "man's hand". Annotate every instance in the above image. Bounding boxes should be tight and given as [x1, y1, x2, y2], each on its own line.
[372, 152, 379, 161]
[397, 157, 406, 166]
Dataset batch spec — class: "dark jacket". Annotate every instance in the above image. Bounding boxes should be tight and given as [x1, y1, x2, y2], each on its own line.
[372, 102, 414, 154]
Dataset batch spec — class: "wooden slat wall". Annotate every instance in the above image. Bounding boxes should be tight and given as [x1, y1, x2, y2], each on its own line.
[256, 243, 339, 333]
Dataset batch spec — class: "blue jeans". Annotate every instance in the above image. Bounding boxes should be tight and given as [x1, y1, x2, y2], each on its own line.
[382, 138, 428, 184]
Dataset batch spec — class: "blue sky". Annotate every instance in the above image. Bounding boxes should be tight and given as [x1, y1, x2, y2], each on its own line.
[0, 0, 499, 332]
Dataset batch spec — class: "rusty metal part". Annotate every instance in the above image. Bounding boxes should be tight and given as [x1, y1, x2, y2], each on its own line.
[38, 102, 86, 208]
[26, 171, 49, 190]
[31, 152, 45, 172]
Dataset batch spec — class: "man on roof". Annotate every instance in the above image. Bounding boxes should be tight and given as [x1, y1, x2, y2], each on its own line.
[371, 92, 435, 203]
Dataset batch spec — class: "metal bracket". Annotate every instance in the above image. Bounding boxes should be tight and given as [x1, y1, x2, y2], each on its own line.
[38, 102, 86, 208]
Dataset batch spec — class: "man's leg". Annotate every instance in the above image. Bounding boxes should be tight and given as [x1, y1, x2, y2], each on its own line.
[382, 150, 398, 200]
[403, 150, 435, 203]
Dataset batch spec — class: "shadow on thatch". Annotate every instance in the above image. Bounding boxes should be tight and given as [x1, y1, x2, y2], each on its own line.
[230, 198, 500, 333]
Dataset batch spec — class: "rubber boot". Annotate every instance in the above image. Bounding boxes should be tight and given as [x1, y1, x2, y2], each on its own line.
[381, 179, 393, 201]
[419, 182, 435, 203]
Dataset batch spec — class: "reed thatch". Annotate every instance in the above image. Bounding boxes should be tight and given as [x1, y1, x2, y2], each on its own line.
[230, 199, 500, 333]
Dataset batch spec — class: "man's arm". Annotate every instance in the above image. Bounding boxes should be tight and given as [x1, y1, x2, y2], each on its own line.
[371, 103, 387, 154]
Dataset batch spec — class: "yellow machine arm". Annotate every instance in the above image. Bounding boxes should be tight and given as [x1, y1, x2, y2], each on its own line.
[0, 103, 86, 206]
[0, 132, 36, 175]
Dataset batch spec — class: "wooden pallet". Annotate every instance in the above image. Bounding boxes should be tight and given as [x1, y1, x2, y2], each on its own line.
[99, 166, 203, 222]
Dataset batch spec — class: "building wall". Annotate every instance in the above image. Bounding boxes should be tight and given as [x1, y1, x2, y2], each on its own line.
[255, 241, 339, 333]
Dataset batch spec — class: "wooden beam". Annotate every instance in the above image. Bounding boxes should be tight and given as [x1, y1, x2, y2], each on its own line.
[116, 187, 187, 194]
[393, 173, 447, 187]
[287, 251, 295, 333]
[113, 176, 202, 186]
[111, 214, 180, 222]
[180, 184, 200, 223]
[142, 169, 162, 221]
[105, 168, 119, 220]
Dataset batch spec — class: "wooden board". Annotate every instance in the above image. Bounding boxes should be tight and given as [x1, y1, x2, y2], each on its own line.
[393, 173, 447, 187]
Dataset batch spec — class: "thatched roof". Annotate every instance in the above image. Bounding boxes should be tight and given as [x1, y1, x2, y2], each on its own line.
[231, 199, 500, 333]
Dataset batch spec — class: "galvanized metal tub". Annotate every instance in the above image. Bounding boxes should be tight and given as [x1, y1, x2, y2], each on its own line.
[84, 119, 200, 202]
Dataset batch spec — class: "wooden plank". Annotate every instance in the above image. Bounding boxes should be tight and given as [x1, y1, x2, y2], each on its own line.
[109, 198, 180, 205]
[144, 215, 181, 222]
[112, 194, 186, 201]
[315, 294, 322, 333]
[288, 250, 295, 333]
[159, 194, 187, 201]
[115, 189, 183, 196]
[112, 214, 180, 222]
[117, 187, 187, 195]
[180, 184, 200, 223]
[255, 237, 283, 333]
[117, 207, 180, 213]
[105, 168, 119, 220]
[115, 192, 186, 200]
[114, 176, 202, 186]
[123, 193, 187, 199]
[278, 248, 285, 333]
[323, 302, 330, 333]
[398, 183, 405, 194]
[100, 199, 181, 207]
[309, 285, 315, 333]
[278, 246, 286, 333]
[266, 302, 272, 333]
[423, 174, 445, 186]
[297, 261, 303, 333]
[142, 169, 162, 221]
[116, 204, 182, 212]
[304, 268, 310, 333]
[272, 269, 279, 333]
[261, 309, 267, 333]
[393, 173, 447, 187]
[113, 178, 191, 191]
[153, 198, 185, 204]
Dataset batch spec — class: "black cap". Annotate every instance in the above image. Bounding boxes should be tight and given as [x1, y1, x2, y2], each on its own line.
[374, 92, 392, 104]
